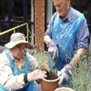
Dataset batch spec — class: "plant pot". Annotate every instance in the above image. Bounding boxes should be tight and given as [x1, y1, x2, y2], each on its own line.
[54, 87, 75, 91]
[40, 77, 59, 91]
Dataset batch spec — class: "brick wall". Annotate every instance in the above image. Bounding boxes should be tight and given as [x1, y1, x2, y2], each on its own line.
[34, 0, 45, 52]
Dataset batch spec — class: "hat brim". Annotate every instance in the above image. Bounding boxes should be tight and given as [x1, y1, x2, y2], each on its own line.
[5, 40, 29, 49]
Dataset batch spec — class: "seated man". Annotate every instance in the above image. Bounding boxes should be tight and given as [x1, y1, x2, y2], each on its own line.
[0, 32, 46, 91]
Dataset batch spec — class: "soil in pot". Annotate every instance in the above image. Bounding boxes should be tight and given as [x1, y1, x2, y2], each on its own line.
[45, 69, 57, 80]
[40, 70, 59, 91]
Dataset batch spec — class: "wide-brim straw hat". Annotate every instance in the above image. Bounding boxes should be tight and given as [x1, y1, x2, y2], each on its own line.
[54, 87, 75, 91]
[5, 32, 31, 49]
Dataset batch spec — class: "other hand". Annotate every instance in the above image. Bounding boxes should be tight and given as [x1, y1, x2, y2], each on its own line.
[57, 64, 72, 85]
[28, 69, 47, 81]
[48, 41, 58, 60]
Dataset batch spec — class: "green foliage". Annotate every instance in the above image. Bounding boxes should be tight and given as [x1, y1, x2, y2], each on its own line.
[34, 52, 57, 80]
[71, 55, 91, 91]
[34, 52, 48, 70]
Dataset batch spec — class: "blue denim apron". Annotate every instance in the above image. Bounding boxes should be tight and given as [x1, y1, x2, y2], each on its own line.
[0, 84, 8, 91]
[48, 14, 84, 71]
[48, 14, 84, 87]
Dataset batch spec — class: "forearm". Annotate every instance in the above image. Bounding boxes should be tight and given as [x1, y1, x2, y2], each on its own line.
[4, 74, 25, 90]
[70, 48, 87, 67]
[0, 64, 25, 90]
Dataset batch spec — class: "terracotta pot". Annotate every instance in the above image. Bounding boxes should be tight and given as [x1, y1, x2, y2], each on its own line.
[54, 87, 75, 91]
[40, 77, 59, 91]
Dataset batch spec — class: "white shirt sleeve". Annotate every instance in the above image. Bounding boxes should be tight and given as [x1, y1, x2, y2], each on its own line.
[0, 52, 25, 90]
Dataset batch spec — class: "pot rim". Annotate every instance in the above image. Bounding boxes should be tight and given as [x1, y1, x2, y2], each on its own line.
[42, 77, 59, 82]
[55, 87, 75, 91]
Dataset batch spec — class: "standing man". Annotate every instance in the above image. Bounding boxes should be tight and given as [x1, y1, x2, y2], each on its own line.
[44, 0, 89, 87]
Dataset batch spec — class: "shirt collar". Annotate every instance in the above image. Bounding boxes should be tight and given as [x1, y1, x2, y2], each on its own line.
[58, 7, 75, 23]
[66, 7, 76, 23]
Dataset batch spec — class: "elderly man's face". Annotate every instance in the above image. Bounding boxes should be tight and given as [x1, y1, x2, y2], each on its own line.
[11, 43, 27, 60]
[53, 0, 70, 19]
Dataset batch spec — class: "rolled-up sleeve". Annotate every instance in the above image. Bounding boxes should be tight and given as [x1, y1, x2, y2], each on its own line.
[76, 17, 90, 49]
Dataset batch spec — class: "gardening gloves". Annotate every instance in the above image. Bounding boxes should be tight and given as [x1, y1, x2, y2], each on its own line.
[57, 64, 72, 85]
[27, 69, 47, 81]
[48, 41, 58, 60]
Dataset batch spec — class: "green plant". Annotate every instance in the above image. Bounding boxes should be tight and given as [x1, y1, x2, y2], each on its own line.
[34, 52, 57, 80]
[71, 55, 91, 91]
[34, 52, 48, 70]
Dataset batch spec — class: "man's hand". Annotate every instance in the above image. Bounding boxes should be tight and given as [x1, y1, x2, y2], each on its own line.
[27, 69, 47, 81]
[57, 64, 72, 85]
[48, 41, 58, 60]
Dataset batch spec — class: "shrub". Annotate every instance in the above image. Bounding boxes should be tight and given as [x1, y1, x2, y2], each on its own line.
[71, 55, 91, 91]
[34, 52, 57, 80]
[34, 52, 48, 70]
